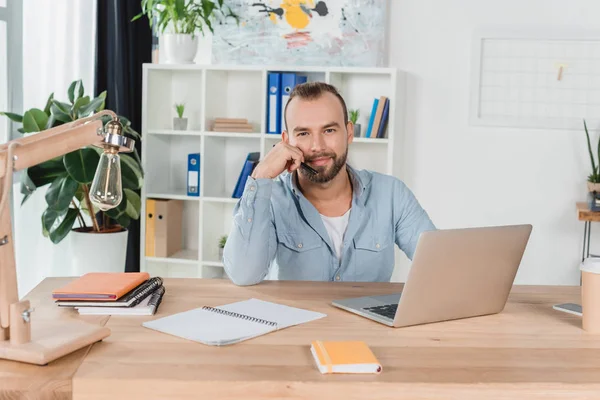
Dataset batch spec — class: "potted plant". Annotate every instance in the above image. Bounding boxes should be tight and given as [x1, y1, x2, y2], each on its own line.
[584, 119, 600, 192]
[218, 235, 227, 261]
[174, 103, 187, 130]
[132, 0, 239, 64]
[0, 79, 144, 275]
[349, 109, 361, 137]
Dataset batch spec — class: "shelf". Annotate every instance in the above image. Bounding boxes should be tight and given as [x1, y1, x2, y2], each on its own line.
[202, 261, 225, 268]
[148, 129, 203, 136]
[146, 249, 199, 265]
[202, 196, 240, 204]
[353, 138, 389, 144]
[203, 131, 262, 139]
[144, 64, 396, 75]
[146, 192, 200, 201]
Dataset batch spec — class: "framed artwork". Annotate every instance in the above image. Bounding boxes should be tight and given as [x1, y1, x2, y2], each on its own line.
[212, 0, 387, 67]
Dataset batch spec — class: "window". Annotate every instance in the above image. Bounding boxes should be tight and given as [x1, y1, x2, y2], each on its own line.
[0, 0, 22, 143]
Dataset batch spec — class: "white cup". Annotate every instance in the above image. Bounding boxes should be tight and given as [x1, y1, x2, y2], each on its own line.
[581, 258, 600, 332]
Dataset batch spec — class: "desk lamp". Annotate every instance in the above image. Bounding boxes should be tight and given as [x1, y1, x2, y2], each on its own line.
[0, 110, 134, 365]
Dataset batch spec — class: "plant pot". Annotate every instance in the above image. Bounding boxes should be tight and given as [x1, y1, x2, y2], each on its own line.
[588, 182, 600, 193]
[353, 123, 362, 137]
[163, 33, 198, 64]
[173, 117, 188, 130]
[219, 247, 224, 261]
[69, 227, 128, 276]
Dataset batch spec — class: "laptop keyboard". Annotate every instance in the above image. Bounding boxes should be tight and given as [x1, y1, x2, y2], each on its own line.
[363, 304, 397, 319]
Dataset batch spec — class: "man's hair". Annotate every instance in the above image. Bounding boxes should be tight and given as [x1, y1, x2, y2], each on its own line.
[283, 82, 348, 131]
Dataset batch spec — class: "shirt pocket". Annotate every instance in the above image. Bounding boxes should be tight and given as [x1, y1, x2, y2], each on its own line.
[277, 233, 327, 280]
[352, 234, 394, 281]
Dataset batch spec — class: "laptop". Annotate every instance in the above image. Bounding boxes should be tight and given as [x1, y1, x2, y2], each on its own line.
[332, 224, 532, 327]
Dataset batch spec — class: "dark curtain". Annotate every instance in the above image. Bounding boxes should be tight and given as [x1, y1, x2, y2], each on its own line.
[95, 0, 152, 272]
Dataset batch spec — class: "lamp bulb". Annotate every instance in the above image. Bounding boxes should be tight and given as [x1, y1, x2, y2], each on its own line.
[90, 150, 122, 211]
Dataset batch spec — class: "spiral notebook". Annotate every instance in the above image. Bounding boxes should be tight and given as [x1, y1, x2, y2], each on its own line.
[56, 277, 163, 308]
[76, 286, 165, 316]
[142, 298, 327, 346]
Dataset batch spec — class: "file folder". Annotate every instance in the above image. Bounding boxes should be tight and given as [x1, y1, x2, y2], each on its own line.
[281, 73, 307, 131]
[187, 153, 200, 196]
[266, 72, 281, 134]
[232, 152, 260, 198]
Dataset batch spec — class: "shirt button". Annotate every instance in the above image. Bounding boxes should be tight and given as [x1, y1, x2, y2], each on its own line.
[247, 218, 252, 222]
[297, 243, 303, 248]
[249, 186, 255, 191]
[375, 243, 380, 249]
[335, 275, 341, 281]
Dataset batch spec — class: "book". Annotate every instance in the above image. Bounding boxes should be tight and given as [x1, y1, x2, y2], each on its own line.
[52, 272, 150, 301]
[365, 98, 379, 138]
[310, 340, 382, 374]
[142, 298, 326, 346]
[56, 277, 163, 308]
[76, 286, 166, 316]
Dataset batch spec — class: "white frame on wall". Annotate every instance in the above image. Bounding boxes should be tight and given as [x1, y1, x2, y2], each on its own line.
[469, 28, 600, 131]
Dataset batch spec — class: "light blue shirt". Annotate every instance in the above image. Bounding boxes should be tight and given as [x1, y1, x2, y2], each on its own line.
[223, 166, 436, 286]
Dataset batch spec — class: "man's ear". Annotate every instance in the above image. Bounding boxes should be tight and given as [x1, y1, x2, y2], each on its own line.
[282, 130, 290, 143]
[346, 122, 354, 144]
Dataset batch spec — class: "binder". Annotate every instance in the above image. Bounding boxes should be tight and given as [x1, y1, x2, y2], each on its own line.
[281, 73, 307, 131]
[187, 153, 200, 196]
[145, 199, 156, 256]
[365, 98, 379, 138]
[232, 152, 260, 198]
[266, 72, 281, 134]
[376, 98, 390, 138]
[146, 199, 183, 257]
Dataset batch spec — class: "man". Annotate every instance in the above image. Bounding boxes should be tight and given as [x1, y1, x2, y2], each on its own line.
[223, 82, 435, 286]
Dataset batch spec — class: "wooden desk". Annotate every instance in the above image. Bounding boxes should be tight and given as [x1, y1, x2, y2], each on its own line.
[2, 278, 599, 399]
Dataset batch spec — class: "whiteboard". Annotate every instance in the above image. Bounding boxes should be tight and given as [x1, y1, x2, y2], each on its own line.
[469, 29, 600, 130]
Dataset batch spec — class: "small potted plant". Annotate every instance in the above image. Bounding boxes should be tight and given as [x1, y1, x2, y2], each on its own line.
[584, 119, 600, 192]
[349, 109, 361, 137]
[218, 235, 228, 261]
[173, 103, 187, 130]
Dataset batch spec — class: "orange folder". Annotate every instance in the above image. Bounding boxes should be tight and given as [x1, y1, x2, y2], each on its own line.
[310, 340, 382, 374]
[52, 272, 150, 301]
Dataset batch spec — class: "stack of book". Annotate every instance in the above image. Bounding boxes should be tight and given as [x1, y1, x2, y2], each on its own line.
[52, 272, 165, 316]
[211, 118, 254, 133]
[364, 96, 390, 139]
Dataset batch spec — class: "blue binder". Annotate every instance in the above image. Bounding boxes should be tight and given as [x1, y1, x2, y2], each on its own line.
[376, 98, 390, 138]
[281, 73, 307, 131]
[266, 72, 282, 134]
[187, 153, 200, 196]
[365, 98, 379, 138]
[232, 152, 260, 198]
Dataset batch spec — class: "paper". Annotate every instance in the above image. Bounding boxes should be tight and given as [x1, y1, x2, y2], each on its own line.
[142, 298, 326, 346]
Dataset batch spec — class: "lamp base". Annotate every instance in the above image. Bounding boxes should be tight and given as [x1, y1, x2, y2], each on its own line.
[0, 319, 110, 365]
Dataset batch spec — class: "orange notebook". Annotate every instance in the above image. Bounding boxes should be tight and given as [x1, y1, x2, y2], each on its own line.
[310, 340, 382, 374]
[52, 272, 150, 301]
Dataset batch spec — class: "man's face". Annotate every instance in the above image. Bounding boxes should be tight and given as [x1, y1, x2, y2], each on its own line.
[283, 92, 353, 183]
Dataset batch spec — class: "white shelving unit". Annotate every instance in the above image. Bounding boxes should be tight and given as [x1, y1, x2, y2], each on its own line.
[140, 64, 404, 279]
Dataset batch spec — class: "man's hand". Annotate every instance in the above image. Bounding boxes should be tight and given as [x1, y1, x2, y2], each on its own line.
[251, 142, 304, 179]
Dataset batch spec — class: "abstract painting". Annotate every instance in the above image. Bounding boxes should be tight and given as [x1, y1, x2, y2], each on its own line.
[211, 0, 387, 67]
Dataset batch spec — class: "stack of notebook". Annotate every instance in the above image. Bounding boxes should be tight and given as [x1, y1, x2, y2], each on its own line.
[211, 118, 254, 133]
[52, 272, 165, 316]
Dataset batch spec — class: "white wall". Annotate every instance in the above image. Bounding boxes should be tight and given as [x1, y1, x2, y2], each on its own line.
[388, 0, 597, 285]
[13, 0, 96, 297]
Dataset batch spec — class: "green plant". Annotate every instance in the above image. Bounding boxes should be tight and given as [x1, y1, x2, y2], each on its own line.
[349, 109, 360, 125]
[218, 235, 227, 248]
[584, 119, 600, 183]
[0, 79, 144, 244]
[132, 0, 239, 37]
[175, 103, 185, 118]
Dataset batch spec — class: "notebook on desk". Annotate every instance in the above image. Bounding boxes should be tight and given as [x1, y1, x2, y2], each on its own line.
[142, 298, 326, 346]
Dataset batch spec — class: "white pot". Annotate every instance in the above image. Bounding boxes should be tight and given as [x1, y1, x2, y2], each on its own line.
[163, 34, 198, 64]
[69, 229, 129, 276]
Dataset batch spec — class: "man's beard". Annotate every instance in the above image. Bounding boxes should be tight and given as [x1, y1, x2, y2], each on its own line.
[303, 148, 348, 183]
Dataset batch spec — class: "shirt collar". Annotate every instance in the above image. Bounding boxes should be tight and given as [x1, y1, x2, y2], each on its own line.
[286, 164, 368, 204]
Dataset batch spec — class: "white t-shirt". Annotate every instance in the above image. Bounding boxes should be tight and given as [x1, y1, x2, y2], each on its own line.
[320, 209, 351, 262]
